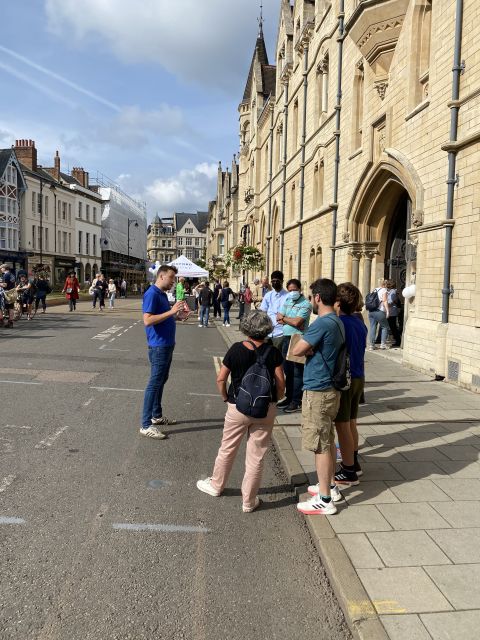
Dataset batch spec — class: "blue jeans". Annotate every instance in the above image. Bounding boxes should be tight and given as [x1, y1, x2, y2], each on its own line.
[368, 310, 389, 346]
[222, 302, 231, 324]
[142, 345, 174, 428]
[200, 304, 210, 326]
[281, 336, 304, 404]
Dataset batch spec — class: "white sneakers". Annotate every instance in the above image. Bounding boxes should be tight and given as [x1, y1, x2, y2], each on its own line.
[243, 496, 261, 513]
[196, 477, 221, 497]
[140, 426, 167, 439]
[307, 484, 343, 503]
[151, 416, 177, 426]
[297, 494, 337, 515]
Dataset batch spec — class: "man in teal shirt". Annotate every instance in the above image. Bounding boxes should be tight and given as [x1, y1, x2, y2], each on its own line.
[276, 278, 312, 413]
[291, 278, 345, 516]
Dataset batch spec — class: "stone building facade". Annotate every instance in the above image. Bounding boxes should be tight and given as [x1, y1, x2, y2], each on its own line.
[147, 215, 176, 264]
[206, 0, 480, 392]
[175, 212, 208, 262]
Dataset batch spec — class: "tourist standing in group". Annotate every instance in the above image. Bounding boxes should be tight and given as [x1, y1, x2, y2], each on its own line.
[367, 279, 390, 350]
[34, 275, 51, 313]
[260, 270, 288, 350]
[386, 280, 402, 347]
[175, 276, 185, 302]
[198, 281, 213, 327]
[108, 278, 117, 310]
[0, 264, 16, 327]
[140, 264, 184, 439]
[219, 280, 235, 327]
[92, 273, 107, 311]
[291, 278, 345, 516]
[330, 283, 367, 493]
[213, 280, 222, 318]
[62, 271, 80, 312]
[261, 276, 271, 298]
[276, 279, 312, 413]
[196, 310, 285, 512]
[252, 278, 262, 308]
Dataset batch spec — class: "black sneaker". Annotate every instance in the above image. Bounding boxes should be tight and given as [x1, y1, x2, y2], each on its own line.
[354, 460, 363, 477]
[334, 467, 360, 487]
[283, 402, 301, 414]
[277, 398, 289, 409]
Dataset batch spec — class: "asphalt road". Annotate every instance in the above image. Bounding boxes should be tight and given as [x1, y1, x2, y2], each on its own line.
[0, 300, 351, 640]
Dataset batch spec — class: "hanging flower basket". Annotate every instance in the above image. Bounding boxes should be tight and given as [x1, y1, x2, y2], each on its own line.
[224, 245, 264, 272]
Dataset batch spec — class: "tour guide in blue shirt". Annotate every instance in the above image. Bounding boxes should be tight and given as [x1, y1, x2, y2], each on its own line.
[260, 270, 288, 349]
[292, 278, 345, 517]
[140, 264, 184, 439]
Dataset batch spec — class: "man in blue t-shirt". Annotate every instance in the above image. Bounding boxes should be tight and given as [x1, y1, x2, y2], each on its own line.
[140, 264, 184, 439]
[291, 278, 345, 516]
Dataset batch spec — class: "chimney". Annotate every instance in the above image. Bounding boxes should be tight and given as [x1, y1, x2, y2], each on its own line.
[14, 139, 37, 171]
[71, 167, 89, 188]
[54, 150, 60, 181]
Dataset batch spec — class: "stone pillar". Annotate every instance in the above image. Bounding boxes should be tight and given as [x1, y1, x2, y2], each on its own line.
[349, 249, 362, 287]
[362, 251, 376, 295]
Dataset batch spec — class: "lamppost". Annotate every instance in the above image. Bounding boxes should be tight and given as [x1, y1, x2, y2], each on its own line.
[39, 178, 44, 265]
[127, 218, 138, 277]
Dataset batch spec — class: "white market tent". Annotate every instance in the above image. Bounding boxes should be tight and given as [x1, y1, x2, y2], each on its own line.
[168, 255, 208, 278]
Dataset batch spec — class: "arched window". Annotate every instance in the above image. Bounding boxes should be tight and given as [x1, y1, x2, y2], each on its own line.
[315, 247, 322, 279]
[313, 160, 325, 208]
[352, 62, 364, 150]
[308, 248, 315, 285]
[316, 53, 329, 121]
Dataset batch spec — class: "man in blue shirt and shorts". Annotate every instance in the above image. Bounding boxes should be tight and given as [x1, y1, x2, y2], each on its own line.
[292, 278, 345, 515]
[141, 264, 184, 439]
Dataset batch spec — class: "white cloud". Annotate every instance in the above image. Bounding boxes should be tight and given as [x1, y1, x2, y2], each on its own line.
[145, 163, 218, 217]
[45, 0, 272, 91]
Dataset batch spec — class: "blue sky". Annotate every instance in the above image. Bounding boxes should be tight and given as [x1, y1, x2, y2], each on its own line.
[0, 0, 278, 221]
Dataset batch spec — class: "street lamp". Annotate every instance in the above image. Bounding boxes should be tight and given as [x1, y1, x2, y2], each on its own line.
[127, 218, 138, 276]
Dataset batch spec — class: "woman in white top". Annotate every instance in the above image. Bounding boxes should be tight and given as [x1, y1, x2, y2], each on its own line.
[367, 279, 390, 350]
[108, 279, 116, 309]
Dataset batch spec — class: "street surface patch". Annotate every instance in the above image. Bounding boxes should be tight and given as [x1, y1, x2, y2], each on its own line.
[0, 475, 15, 493]
[112, 522, 210, 533]
[0, 516, 25, 525]
[91, 325, 124, 341]
[35, 425, 69, 450]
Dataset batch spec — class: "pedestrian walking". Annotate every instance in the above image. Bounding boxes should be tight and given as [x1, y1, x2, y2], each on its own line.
[62, 271, 80, 312]
[34, 275, 51, 313]
[0, 264, 16, 327]
[213, 280, 222, 318]
[198, 281, 213, 327]
[92, 273, 107, 310]
[329, 283, 367, 493]
[140, 264, 184, 439]
[291, 278, 345, 516]
[219, 280, 235, 326]
[108, 278, 116, 309]
[121, 278, 127, 298]
[16, 274, 34, 319]
[260, 270, 288, 350]
[237, 283, 246, 320]
[196, 310, 285, 512]
[366, 279, 390, 350]
[276, 278, 312, 413]
[175, 276, 186, 302]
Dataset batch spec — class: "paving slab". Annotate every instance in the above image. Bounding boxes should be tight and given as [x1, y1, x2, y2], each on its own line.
[377, 503, 451, 531]
[357, 567, 453, 614]
[355, 462, 404, 481]
[396, 446, 450, 462]
[434, 460, 480, 478]
[430, 500, 480, 528]
[426, 528, 480, 563]
[366, 531, 451, 567]
[425, 564, 480, 609]
[420, 610, 480, 640]
[387, 480, 451, 503]
[392, 461, 446, 480]
[328, 505, 392, 534]
[379, 614, 432, 640]
[432, 478, 480, 501]
[436, 445, 480, 461]
[338, 533, 385, 569]
[343, 482, 400, 505]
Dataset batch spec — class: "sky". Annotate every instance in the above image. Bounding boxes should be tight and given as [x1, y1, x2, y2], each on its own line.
[0, 0, 279, 221]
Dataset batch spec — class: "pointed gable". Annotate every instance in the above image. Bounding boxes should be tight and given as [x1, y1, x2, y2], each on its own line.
[242, 26, 274, 104]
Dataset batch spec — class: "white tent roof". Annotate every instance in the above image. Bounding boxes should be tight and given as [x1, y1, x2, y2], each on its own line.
[168, 255, 208, 278]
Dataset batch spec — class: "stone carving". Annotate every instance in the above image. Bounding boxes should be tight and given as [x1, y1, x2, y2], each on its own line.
[358, 17, 405, 51]
[411, 210, 424, 227]
[375, 80, 388, 100]
[317, 56, 329, 75]
[342, 231, 350, 243]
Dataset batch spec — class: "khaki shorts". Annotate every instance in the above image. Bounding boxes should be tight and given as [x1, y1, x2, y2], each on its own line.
[301, 389, 341, 454]
[335, 377, 365, 422]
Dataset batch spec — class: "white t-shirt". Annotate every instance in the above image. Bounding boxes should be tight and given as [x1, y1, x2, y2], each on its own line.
[377, 287, 388, 312]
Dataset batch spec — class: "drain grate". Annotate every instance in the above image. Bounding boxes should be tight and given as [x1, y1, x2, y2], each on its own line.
[447, 360, 460, 381]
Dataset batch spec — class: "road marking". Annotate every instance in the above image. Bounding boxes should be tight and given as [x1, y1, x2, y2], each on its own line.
[112, 522, 210, 533]
[129, 325, 134, 329]
[0, 475, 15, 493]
[109, 337, 116, 342]
[91, 325, 124, 341]
[0, 379, 43, 385]
[2, 424, 32, 430]
[35, 425, 69, 449]
[83, 397, 93, 407]
[188, 393, 219, 397]
[0, 516, 25, 525]
[98, 346, 130, 352]
[90, 386, 143, 392]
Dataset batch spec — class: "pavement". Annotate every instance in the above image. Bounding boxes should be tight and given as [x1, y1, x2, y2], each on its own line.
[0, 299, 351, 640]
[216, 315, 480, 640]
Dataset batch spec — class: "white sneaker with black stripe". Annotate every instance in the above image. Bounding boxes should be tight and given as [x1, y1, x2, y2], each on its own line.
[151, 416, 177, 426]
[297, 494, 337, 515]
